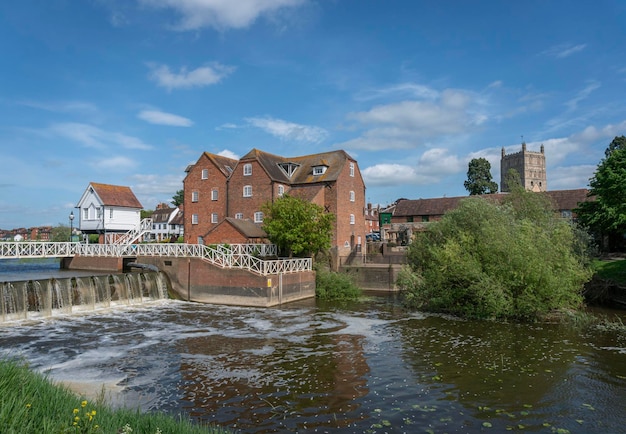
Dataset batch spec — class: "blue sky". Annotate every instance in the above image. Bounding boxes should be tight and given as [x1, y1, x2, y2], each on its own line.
[1, 0, 625, 229]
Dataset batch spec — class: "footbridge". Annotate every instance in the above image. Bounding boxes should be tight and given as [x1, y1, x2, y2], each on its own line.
[0, 242, 311, 276]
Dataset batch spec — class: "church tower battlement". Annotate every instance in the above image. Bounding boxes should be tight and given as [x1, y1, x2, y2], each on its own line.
[500, 141, 546, 192]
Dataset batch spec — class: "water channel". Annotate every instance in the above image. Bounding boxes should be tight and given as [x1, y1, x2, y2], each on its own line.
[1, 259, 626, 433]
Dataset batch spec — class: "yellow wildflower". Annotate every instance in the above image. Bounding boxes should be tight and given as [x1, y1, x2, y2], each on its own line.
[25, 403, 31, 409]
[91, 410, 97, 416]
[73, 408, 79, 414]
[81, 400, 88, 408]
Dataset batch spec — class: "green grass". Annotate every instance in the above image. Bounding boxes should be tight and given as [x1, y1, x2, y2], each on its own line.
[0, 357, 229, 434]
[591, 258, 626, 284]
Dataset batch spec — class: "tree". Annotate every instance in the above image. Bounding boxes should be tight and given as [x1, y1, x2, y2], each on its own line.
[398, 189, 591, 320]
[463, 158, 498, 195]
[261, 195, 335, 257]
[576, 136, 626, 250]
[171, 189, 184, 207]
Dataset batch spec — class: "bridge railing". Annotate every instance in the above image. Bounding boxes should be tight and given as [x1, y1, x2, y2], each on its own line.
[0, 241, 80, 258]
[0, 242, 310, 276]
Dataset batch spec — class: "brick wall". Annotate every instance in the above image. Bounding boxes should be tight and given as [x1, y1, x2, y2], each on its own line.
[227, 160, 274, 221]
[184, 154, 229, 243]
[204, 221, 247, 245]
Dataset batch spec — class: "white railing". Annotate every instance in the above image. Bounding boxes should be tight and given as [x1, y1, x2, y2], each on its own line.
[0, 242, 310, 276]
[111, 218, 153, 245]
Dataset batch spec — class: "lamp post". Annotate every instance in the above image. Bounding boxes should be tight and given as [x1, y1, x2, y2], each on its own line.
[69, 211, 74, 242]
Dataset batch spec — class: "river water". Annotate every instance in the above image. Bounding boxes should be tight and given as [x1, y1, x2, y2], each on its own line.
[1, 259, 626, 433]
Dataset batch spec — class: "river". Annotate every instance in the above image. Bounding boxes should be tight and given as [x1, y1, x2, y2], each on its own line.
[1, 259, 625, 433]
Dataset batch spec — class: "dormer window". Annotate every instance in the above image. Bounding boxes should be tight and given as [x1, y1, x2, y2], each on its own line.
[313, 165, 328, 176]
[278, 162, 300, 177]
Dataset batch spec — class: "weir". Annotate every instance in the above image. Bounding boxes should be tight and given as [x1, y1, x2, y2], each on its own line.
[0, 271, 168, 323]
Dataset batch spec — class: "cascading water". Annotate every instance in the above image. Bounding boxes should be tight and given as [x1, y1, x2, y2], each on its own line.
[0, 271, 168, 323]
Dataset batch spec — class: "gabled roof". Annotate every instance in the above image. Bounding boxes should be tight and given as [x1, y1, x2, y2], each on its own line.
[205, 217, 267, 239]
[393, 189, 593, 218]
[151, 206, 178, 223]
[82, 182, 143, 209]
[186, 152, 238, 177]
[238, 148, 358, 185]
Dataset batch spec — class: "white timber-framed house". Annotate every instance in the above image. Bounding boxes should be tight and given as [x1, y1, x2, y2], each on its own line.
[76, 182, 144, 244]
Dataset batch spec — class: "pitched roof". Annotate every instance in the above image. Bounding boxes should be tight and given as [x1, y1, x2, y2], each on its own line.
[205, 152, 237, 177]
[239, 148, 357, 185]
[151, 206, 177, 223]
[90, 183, 142, 208]
[393, 189, 593, 217]
[210, 217, 267, 239]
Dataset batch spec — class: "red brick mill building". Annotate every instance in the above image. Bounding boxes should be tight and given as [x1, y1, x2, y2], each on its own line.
[183, 149, 366, 265]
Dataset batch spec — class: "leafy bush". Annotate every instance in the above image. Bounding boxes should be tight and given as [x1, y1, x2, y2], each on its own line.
[315, 270, 362, 301]
[398, 192, 592, 321]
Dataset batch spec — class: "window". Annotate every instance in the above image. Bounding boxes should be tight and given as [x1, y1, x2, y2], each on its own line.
[313, 166, 327, 175]
[254, 211, 264, 223]
[349, 162, 355, 177]
[278, 162, 300, 177]
[243, 185, 252, 197]
[211, 189, 218, 201]
[192, 214, 199, 224]
[201, 169, 208, 179]
[422, 216, 429, 222]
[349, 191, 355, 202]
[278, 184, 284, 197]
[83, 208, 88, 219]
[192, 191, 199, 202]
[243, 163, 252, 176]
[109, 209, 114, 218]
[96, 207, 102, 219]
[211, 213, 218, 223]
[350, 214, 355, 225]
[235, 213, 243, 219]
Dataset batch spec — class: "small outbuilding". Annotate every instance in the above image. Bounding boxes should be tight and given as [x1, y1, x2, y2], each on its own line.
[203, 217, 268, 245]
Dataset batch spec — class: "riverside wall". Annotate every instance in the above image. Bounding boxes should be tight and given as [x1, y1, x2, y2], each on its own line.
[63, 255, 315, 307]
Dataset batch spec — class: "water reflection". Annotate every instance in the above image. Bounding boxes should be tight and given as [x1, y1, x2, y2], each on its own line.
[0, 298, 624, 433]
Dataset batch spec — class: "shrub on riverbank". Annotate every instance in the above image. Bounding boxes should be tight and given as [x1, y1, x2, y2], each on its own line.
[0, 357, 228, 434]
[315, 269, 362, 300]
[398, 189, 593, 321]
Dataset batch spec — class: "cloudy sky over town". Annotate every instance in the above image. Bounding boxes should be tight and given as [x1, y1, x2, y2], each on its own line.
[1, 0, 625, 229]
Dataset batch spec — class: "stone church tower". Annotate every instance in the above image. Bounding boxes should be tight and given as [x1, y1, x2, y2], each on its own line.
[500, 142, 547, 192]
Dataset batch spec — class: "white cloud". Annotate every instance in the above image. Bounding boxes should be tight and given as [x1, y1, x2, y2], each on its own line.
[50, 123, 152, 150]
[147, 62, 235, 90]
[139, 0, 306, 31]
[339, 87, 487, 151]
[138, 110, 193, 126]
[565, 81, 601, 111]
[362, 148, 463, 187]
[246, 116, 328, 143]
[217, 149, 239, 160]
[542, 43, 588, 59]
[548, 165, 596, 190]
[17, 100, 99, 114]
[94, 156, 137, 171]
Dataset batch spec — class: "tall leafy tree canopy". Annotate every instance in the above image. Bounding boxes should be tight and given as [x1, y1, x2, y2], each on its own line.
[576, 136, 626, 239]
[464, 157, 498, 195]
[171, 189, 184, 206]
[261, 195, 335, 257]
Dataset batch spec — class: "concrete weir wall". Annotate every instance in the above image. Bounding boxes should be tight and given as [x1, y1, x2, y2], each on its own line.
[64, 256, 316, 307]
[138, 257, 316, 307]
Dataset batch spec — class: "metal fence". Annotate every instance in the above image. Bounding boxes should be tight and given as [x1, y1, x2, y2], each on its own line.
[0, 242, 309, 276]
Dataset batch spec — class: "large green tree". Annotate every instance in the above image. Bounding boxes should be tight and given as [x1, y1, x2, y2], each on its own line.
[171, 189, 184, 207]
[398, 188, 591, 320]
[463, 157, 498, 195]
[576, 136, 626, 250]
[261, 195, 335, 257]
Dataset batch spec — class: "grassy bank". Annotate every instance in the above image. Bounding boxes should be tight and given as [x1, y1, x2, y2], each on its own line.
[591, 257, 626, 284]
[0, 357, 228, 434]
